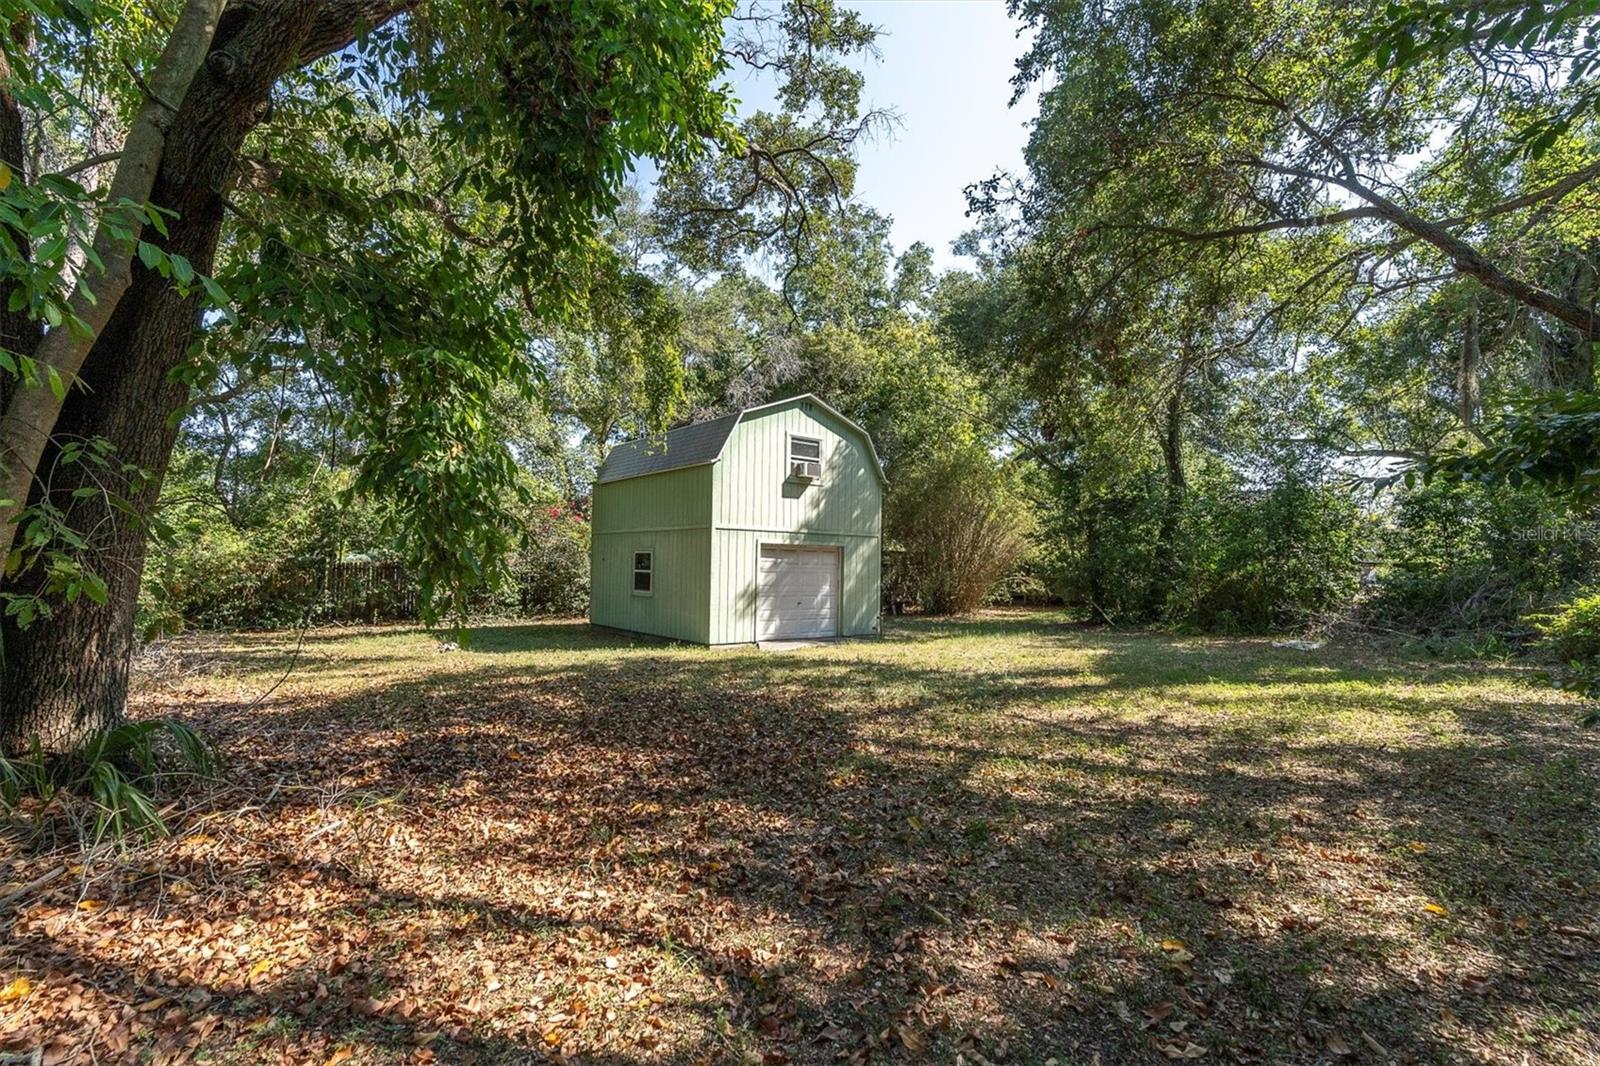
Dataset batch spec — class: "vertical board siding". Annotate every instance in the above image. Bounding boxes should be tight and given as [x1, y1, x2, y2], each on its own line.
[589, 465, 713, 643]
[712, 403, 882, 537]
[708, 399, 882, 644]
[709, 528, 880, 643]
[591, 528, 712, 642]
[591, 463, 714, 533]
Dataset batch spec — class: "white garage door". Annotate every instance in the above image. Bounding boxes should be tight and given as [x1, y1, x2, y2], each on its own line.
[757, 545, 840, 640]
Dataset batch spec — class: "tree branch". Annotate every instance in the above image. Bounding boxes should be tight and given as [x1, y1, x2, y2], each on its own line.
[298, 0, 415, 64]
[1218, 85, 1600, 338]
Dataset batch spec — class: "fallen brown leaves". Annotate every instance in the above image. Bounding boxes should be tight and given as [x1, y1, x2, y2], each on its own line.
[2, 615, 1597, 1063]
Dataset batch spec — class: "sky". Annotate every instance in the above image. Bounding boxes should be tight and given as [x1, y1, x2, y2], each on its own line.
[822, 1, 1040, 269]
[633, 1, 1040, 273]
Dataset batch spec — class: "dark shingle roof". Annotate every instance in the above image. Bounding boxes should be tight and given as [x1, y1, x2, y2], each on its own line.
[595, 412, 741, 484]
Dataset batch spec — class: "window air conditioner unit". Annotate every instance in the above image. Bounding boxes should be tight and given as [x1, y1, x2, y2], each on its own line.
[791, 459, 821, 480]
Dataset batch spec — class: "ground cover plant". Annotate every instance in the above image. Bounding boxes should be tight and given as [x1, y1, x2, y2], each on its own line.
[2, 611, 1595, 1064]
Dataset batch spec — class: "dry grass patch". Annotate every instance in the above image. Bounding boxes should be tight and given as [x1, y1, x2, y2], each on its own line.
[2, 610, 1597, 1064]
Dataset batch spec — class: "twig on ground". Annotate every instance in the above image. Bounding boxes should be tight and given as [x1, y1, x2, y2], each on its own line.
[0, 864, 66, 912]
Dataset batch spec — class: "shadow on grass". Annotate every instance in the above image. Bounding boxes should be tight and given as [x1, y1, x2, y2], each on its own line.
[19, 613, 1597, 1064]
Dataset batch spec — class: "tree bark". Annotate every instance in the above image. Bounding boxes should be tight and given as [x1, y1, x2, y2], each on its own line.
[1531, 243, 1600, 391]
[1240, 100, 1600, 341]
[0, 0, 417, 753]
[0, 0, 325, 752]
[1457, 297, 1481, 427]
[0, 0, 226, 565]
[1317, 166, 1600, 343]
[1149, 361, 1187, 617]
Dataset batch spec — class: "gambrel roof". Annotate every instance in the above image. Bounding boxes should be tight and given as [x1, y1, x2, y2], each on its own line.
[595, 394, 885, 485]
[595, 411, 741, 484]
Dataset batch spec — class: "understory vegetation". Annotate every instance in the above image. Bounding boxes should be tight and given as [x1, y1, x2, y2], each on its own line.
[0, 719, 216, 840]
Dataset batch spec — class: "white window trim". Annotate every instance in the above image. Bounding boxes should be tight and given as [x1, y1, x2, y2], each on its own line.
[631, 550, 654, 596]
[787, 433, 823, 482]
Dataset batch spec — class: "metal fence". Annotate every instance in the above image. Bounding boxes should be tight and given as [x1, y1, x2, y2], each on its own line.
[310, 557, 583, 624]
[321, 559, 421, 622]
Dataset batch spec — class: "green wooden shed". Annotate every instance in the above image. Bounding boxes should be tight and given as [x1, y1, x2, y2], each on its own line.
[589, 394, 884, 644]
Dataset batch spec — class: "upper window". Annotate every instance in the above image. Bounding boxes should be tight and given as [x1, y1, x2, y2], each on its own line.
[788, 435, 822, 480]
[632, 551, 653, 595]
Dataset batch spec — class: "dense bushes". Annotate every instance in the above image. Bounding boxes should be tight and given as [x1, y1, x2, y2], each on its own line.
[1035, 464, 1370, 632]
[1169, 476, 1370, 632]
[1038, 471, 1164, 623]
[1363, 480, 1599, 637]
[1533, 589, 1600, 663]
[887, 449, 1034, 614]
[509, 503, 590, 616]
[997, 461, 1599, 656]
[140, 451, 593, 633]
[866, 321, 1041, 614]
[138, 454, 368, 635]
[1531, 589, 1600, 704]
[145, 528, 592, 633]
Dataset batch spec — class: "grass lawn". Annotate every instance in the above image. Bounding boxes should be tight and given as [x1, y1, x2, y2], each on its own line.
[3, 610, 1598, 1064]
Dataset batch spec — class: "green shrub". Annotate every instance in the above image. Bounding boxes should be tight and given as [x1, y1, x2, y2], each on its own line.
[504, 501, 590, 616]
[1365, 480, 1596, 637]
[0, 720, 218, 839]
[1171, 475, 1370, 633]
[888, 449, 1035, 615]
[141, 448, 593, 630]
[1531, 589, 1600, 714]
[1037, 462, 1369, 632]
[1532, 588, 1600, 663]
[140, 454, 374, 632]
[1050, 472, 1168, 624]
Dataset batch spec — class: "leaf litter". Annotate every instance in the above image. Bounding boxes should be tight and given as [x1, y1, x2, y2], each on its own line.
[2, 613, 1597, 1063]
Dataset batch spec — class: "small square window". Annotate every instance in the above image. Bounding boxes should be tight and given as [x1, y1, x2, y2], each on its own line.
[632, 551, 653, 595]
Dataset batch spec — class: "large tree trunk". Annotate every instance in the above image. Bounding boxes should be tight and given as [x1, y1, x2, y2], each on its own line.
[0, 1, 324, 753]
[0, 0, 227, 566]
[0, 0, 416, 752]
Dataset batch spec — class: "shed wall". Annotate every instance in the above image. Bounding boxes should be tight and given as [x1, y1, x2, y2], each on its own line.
[711, 402, 883, 537]
[588, 464, 713, 643]
[708, 529, 880, 643]
[592, 462, 714, 531]
[707, 399, 882, 644]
